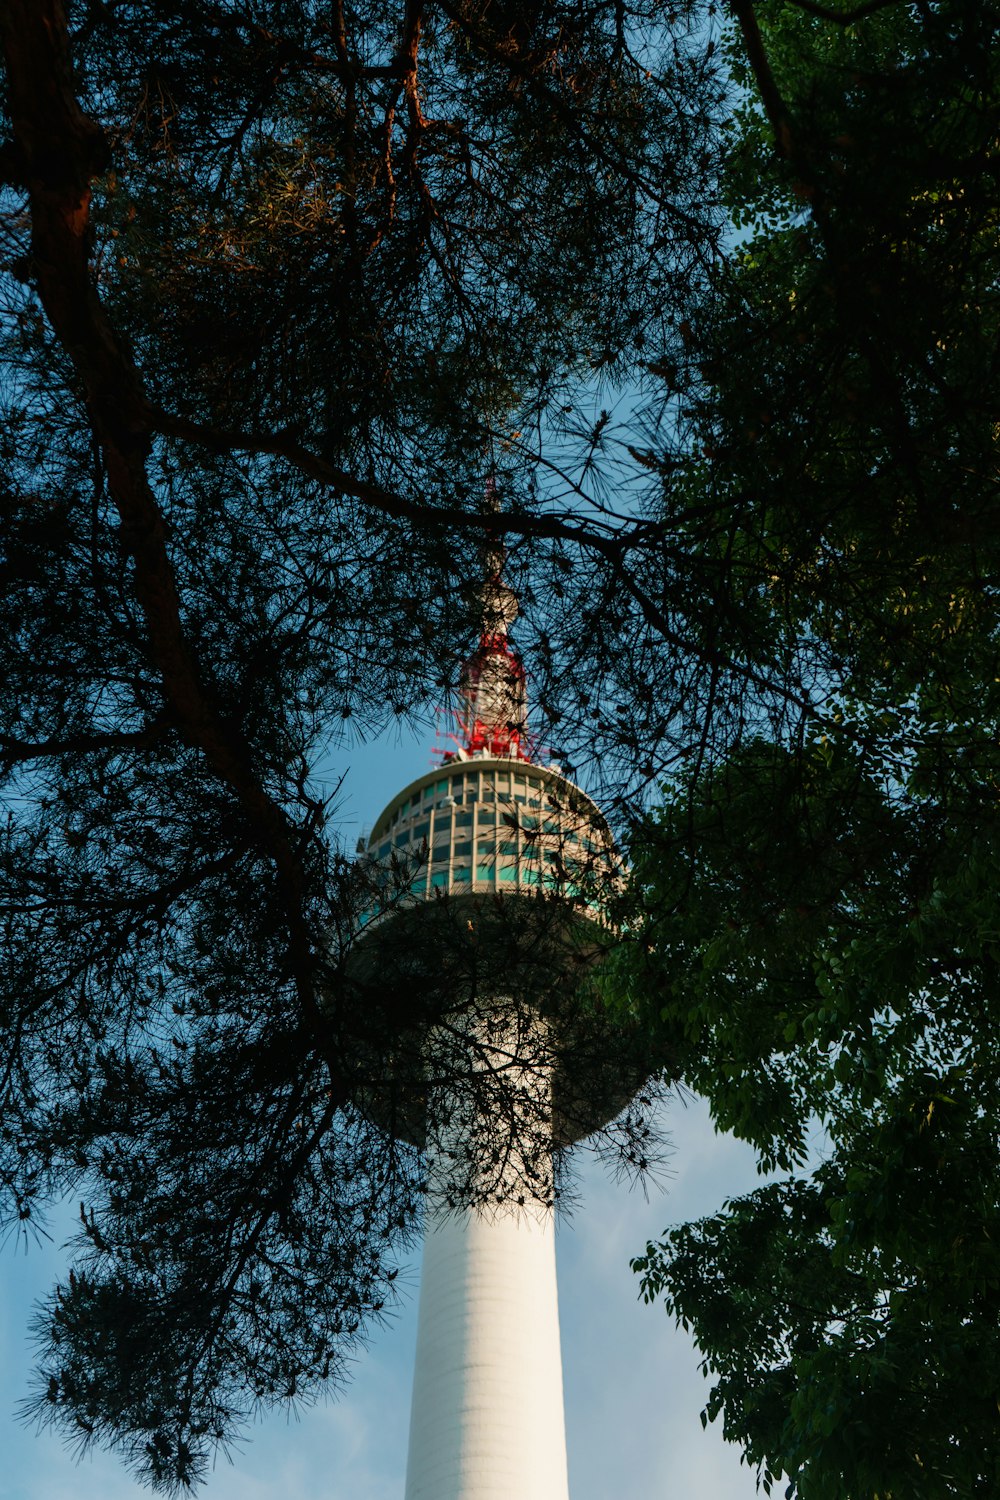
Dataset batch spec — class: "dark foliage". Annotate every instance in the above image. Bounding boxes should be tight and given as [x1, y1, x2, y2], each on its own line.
[610, 2, 1000, 1495]
[0, 0, 718, 1486]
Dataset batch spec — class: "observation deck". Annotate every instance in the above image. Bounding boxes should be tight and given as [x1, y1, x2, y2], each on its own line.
[360, 753, 615, 917]
[350, 749, 636, 1151]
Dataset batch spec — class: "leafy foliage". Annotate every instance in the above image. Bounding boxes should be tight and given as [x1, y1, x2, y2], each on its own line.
[610, 1, 1000, 1494]
[620, 738, 1000, 1494]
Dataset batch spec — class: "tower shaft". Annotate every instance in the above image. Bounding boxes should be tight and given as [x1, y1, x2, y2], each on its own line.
[404, 1002, 571, 1500]
[404, 1191, 570, 1500]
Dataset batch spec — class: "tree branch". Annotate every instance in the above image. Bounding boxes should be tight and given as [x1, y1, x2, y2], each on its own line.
[151, 407, 834, 725]
[149, 407, 644, 549]
[728, 0, 801, 169]
[0, 0, 329, 1038]
[0, 721, 169, 767]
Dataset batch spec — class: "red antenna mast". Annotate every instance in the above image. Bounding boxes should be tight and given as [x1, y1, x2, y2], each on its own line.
[444, 478, 532, 763]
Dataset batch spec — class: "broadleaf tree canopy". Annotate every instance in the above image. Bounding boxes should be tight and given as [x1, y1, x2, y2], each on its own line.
[610, 2, 1000, 1496]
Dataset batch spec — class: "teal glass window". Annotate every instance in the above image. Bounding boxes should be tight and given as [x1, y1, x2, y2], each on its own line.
[476, 862, 494, 882]
[431, 870, 448, 888]
[454, 840, 472, 858]
[453, 866, 471, 882]
[500, 866, 517, 882]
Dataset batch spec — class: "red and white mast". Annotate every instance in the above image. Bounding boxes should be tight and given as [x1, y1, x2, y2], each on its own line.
[454, 482, 530, 761]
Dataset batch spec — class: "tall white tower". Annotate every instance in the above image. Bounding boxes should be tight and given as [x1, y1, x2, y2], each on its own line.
[356, 514, 636, 1499]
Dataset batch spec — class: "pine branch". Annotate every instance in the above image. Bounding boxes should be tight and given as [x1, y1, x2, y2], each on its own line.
[0, 0, 333, 1048]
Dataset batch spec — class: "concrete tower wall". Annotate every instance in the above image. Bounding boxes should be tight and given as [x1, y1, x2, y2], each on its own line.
[404, 1193, 569, 1500]
[404, 1006, 570, 1500]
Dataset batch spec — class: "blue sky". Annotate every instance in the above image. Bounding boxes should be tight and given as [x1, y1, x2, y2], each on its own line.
[0, 726, 769, 1500]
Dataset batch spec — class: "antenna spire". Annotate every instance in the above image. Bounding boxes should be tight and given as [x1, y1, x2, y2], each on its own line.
[456, 479, 530, 760]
